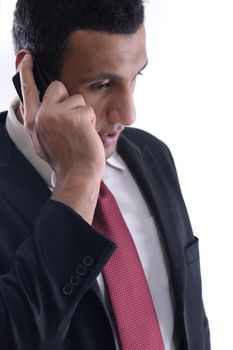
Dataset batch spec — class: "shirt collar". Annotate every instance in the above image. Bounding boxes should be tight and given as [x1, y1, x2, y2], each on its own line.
[6, 98, 54, 189]
[106, 151, 125, 171]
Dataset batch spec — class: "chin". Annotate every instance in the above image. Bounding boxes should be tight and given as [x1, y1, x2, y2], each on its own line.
[105, 144, 117, 159]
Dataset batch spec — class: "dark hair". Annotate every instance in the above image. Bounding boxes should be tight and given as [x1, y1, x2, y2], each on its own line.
[13, 0, 145, 78]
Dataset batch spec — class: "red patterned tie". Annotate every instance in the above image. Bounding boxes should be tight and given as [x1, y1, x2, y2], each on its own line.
[93, 181, 165, 350]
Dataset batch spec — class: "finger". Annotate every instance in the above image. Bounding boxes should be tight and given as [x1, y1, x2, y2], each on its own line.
[85, 106, 96, 126]
[60, 93, 87, 110]
[74, 105, 96, 127]
[42, 80, 69, 105]
[19, 54, 40, 126]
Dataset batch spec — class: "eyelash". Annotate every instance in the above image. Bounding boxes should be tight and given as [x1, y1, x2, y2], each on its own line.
[89, 81, 111, 91]
[90, 72, 144, 91]
[96, 82, 111, 90]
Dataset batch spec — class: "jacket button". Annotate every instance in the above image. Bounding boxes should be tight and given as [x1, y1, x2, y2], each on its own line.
[82, 255, 94, 266]
[70, 275, 81, 286]
[62, 284, 74, 295]
[76, 264, 87, 276]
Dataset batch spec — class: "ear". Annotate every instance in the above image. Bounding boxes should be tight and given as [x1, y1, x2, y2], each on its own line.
[15, 49, 32, 71]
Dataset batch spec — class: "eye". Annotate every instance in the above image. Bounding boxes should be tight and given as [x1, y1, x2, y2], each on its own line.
[90, 81, 111, 91]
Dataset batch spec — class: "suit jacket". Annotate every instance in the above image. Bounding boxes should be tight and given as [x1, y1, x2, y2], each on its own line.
[0, 111, 210, 350]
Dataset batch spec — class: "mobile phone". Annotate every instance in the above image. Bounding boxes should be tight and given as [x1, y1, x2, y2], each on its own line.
[12, 60, 50, 104]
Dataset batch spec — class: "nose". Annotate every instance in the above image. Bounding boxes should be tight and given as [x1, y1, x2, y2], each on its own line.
[107, 87, 136, 126]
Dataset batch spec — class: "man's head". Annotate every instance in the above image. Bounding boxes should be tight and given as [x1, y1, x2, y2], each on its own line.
[13, 0, 145, 79]
[13, 0, 147, 158]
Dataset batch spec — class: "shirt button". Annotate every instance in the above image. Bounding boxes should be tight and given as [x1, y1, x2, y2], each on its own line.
[70, 275, 81, 286]
[62, 284, 74, 295]
[76, 264, 87, 276]
[82, 255, 94, 266]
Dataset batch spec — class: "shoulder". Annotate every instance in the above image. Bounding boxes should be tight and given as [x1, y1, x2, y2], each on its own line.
[122, 127, 163, 146]
[121, 127, 174, 163]
[120, 127, 181, 185]
[0, 111, 8, 126]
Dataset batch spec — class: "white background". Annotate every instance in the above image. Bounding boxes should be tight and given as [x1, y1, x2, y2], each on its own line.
[0, 1, 233, 349]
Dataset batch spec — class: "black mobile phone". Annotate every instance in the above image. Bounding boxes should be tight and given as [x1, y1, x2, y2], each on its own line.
[12, 60, 50, 104]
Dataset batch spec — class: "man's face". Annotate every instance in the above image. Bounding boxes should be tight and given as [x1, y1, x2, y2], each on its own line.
[60, 25, 147, 159]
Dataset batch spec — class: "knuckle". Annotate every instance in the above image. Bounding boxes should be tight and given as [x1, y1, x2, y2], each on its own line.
[24, 118, 34, 131]
[50, 80, 67, 96]
[76, 105, 95, 125]
[21, 82, 40, 100]
[77, 95, 86, 106]
[85, 106, 95, 120]
[21, 82, 30, 95]
[86, 105, 94, 114]
[72, 94, 86, 106]
[79, 105, 94, 117]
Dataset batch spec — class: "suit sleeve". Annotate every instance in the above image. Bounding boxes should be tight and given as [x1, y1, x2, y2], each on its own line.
[0, 199, 116, 349]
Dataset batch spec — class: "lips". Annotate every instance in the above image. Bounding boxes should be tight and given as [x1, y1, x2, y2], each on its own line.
[99, 132, 119, 147]
[98, 125, 124, 147]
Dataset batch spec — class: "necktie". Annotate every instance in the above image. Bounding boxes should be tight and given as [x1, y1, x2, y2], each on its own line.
[93, 181, 165, 350]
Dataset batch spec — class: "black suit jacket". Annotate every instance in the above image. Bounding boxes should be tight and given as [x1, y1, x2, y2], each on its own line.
[0, 111, 210, 349]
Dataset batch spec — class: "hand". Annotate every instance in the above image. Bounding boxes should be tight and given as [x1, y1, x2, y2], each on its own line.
[19, 54, 105, 222]
[19, 54, 105, 180]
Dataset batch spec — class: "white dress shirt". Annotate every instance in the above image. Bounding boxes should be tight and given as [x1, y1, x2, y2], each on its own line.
[6, 98, 177, 350]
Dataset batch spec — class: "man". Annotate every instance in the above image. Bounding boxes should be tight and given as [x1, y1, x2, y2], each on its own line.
[0, 0, 210, 349]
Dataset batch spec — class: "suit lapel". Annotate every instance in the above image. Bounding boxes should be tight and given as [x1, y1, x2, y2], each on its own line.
[117, 132, 189, 300]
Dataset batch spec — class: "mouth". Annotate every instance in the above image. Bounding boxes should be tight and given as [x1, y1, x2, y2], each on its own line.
[99, 129, 123, 147]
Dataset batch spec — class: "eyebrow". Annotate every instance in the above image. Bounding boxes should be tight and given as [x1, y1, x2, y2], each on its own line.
[83, 60, 149, 83]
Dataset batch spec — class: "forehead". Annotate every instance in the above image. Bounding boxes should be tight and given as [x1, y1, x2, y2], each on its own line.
[61, 25, 147, 79]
